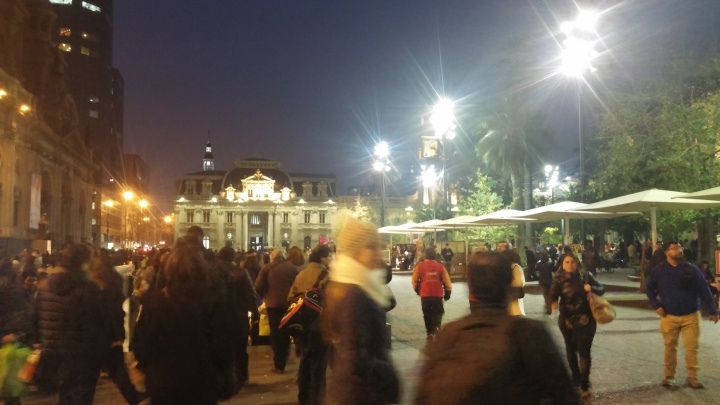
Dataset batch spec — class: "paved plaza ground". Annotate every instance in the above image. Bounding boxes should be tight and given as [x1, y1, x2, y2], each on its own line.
[23, 266, 720, 404]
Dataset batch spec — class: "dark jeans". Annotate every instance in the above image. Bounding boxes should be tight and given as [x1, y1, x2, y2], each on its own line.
[558, 315, 597, 391]
[297, 330, 328, 405]
[421, 297, 444, 334]
[58, 363, 101, 405]
[102, 346, 145, 405]
[267, 306, 291, 370]
[541, 285, 553, 315]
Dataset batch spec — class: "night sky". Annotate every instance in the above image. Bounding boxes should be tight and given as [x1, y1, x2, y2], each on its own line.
[113, 0, 720, 211]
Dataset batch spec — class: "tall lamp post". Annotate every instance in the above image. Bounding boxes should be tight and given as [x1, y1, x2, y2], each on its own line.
[103, 200, 114, 248]
[373, 141, 391, 227]
[123, 191, 133, 249]
[429, 99, 456, 209]
[559, 9, 599, 240]
[138, 199, 148, 247]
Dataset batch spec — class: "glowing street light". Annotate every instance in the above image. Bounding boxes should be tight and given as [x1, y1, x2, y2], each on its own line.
[373, 141, 391, 226]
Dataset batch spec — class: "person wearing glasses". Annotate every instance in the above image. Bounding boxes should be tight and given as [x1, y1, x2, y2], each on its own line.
[646, 241, 718, 390]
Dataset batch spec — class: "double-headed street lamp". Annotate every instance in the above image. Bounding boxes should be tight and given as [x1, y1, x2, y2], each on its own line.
[373, 141, 391, 227]
[559, 9, 599, 240]
[429, 99, 456, 208]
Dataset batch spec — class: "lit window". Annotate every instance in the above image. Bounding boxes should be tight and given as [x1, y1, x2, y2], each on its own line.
[319, 211, 326, 224]
[282, 212, 289, 223]
[186, 210, 194, 223]
[81, 1, 101, 12]
[89, 110, 98, 118]
[203, 210, 211, 223]
[50, 0, 72, 4]
[58, 43, 71, 52]
[80, 46, 90, 56]
[91, 218, 97, 225]
[250, 214, 260, 225]
[81, 32, 100, 42]
[89, 97, 99, 103]
[59, 28, 71, 37]
[304, 211, 311, 224]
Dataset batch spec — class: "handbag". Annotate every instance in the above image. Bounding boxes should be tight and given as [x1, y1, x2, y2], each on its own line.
[585, 273, 615, 324]
[279, 270, 327, 337]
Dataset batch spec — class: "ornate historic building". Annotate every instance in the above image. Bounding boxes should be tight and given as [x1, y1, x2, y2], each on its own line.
[0, 0, 94, 254]
[174, 145, 340, 251]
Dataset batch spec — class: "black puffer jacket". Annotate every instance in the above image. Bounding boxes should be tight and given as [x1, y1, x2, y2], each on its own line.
[34, 270, 106, 363]
[550, 270, 604, 319]
[322, 282, 399, 405]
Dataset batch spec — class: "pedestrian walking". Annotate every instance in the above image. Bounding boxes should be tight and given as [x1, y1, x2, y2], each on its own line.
[322, 216, 399, 405]
[537, 251, 555, 315]
[287, 244, 332, 405]
[415, 251, 579, 405]
[550, 254, 605, 398]
[255, 249, 299, 374]
[33, 243, 106, 405]
[440, 243, 454, 272]
[646, 241, 718, 389]
[88, 250, 146, 405]
[134, 239, 233, 405]
[411, 248, 452, 341]
[502, 249, 525, 316]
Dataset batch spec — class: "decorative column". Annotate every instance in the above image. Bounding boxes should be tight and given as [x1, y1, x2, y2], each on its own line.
[266, 210, 274, 249]
[216, 210, 223, 249]
[242, 212, 248, 251]
[235, 210, 242, 249]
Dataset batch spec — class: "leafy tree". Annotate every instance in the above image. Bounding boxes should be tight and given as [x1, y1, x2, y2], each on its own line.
[453, 170, 510, 244]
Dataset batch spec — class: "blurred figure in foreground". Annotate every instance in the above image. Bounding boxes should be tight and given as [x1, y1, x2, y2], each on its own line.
[416, 251, 579, 405]
[322, 217, 399, 405]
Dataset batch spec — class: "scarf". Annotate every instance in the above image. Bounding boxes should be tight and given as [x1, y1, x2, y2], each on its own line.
[330, 254, 393, 309]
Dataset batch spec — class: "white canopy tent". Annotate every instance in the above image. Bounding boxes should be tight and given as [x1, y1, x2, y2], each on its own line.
[577, 189, 720, 248]
[515, 201, 639, 245]
[674, 186, 720, 202]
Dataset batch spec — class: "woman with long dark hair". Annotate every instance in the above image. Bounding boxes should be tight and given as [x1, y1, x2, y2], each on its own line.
[550, 254, 605, 398]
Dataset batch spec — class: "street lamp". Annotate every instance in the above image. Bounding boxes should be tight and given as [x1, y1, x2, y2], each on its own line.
[559, 9, 599, 240]
[373, 141, 391, 226]
[429, 98, 456, 209]
[103, 200, 114, 248]
[138, 200, 149, 246]
[123, 191, 133, 249]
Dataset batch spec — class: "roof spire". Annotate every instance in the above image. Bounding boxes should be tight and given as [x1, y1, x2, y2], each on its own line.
[203, 135, 214, 171]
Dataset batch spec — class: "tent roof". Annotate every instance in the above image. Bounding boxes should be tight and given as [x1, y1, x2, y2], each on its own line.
[674, 186, 720, 202]
[577, 189, 720, 212]
[516, 201, 638, 221]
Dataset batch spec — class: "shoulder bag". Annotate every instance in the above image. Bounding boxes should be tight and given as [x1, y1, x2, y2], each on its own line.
[279, 269, 327, 338]
[585, 273, 615, 324]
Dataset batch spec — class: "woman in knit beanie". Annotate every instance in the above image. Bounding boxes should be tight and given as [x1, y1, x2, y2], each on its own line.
[322, 214, 399, 405]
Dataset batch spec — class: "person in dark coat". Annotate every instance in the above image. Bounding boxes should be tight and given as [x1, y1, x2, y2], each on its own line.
[255, 250, 298, 373]
[88, 251, 146, 405]
[550, 254, 605, 398]
[322, 217, 399, 405]
[33, 243, 106, 404]
[287, 244, 332, 405]
[416, 251, 579, 405]
[537, 250, 555, 315]
[217, 246, 258, 387]
[134, 241, 233, 405]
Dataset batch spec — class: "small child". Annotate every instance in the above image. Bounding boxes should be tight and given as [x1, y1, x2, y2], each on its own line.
[0, 334, 33, 405]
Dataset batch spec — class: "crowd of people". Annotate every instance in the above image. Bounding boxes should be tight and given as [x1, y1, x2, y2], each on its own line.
[1, 227, 718, 404]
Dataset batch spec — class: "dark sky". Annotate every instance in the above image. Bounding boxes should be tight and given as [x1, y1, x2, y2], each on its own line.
[113, 0, 720, 211]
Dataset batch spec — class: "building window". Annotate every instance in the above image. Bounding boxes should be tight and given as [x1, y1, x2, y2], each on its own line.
[203, 210, 211, 223]
[58, 43, 72, 52]
[319, 211, 326, 224]
[91, 218, 97, 225]
[89, 110, 98, 118]
[282, 212, 289, 223]
[304, 211, 311, 224]
[202, 236, 210, 249]
[226, 211, 233, 223]
[250, 214, 260, 225]
[50, 0, 72, 4]
[81, 31, 100, 43]
[186, 210, 194, 223]
[81, 1, 101, 12]
[59, 28, 71, 37]
[89, 96, 99, 103]
[80, 46, 90, 56]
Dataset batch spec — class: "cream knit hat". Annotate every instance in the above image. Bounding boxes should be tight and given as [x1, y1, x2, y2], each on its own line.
[335, 216, 379, 259]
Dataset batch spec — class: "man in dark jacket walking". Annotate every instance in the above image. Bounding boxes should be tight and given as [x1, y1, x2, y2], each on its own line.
[537, 251, 555, 315]
[34, 244, 106, 405]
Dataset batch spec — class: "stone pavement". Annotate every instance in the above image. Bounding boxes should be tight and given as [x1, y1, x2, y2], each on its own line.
[22, 265, 720, 404]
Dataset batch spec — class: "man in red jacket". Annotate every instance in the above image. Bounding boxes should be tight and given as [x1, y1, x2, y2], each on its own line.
[412, 248, 452, 341]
